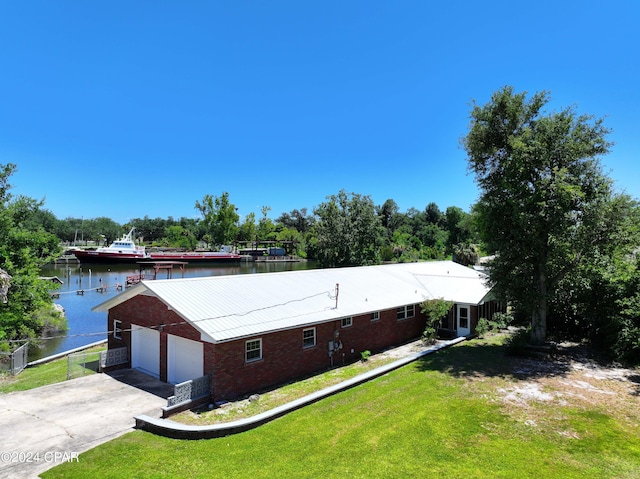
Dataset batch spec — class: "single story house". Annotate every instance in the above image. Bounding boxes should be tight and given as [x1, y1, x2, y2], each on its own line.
[94, 260, 503, 401]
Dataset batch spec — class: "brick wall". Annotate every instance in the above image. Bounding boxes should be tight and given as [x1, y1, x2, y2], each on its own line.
[208, 305, 427, 401]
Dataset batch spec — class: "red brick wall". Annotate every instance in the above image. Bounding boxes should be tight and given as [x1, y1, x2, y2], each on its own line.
[208, 305, 427, 401]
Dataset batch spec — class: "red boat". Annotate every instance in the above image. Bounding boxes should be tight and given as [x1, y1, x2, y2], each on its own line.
[72, 228, 242, 264]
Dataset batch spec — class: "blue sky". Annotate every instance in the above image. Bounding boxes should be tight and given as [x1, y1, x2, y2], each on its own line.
[1, 1, 638, 224]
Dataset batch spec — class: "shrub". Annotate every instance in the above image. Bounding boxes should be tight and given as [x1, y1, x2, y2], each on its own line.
[420, 298, 453, 344]
[475, 318, 491, 338]
[492, 312, 514, 330]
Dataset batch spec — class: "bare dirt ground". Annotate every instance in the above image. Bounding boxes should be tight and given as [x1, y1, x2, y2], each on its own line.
[477, 341, 640, 437]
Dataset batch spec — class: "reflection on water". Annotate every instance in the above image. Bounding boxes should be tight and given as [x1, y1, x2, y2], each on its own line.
[36, 261, 317, 360]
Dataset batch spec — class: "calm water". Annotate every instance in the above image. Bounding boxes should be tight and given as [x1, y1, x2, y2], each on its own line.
[37, 260, 317, 360]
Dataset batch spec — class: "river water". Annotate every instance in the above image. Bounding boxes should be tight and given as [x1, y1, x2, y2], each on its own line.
[37, 260, 317, 360]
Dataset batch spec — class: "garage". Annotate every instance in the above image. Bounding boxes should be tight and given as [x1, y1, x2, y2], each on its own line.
[167, 334, 203, 384]
[131, 325, 160, 378]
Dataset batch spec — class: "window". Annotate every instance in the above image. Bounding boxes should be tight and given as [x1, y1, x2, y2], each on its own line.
[341, 317, 352, 328]
[303, 328, 316, 348]
[113, 320, 122, 339]
[245, 339, 262, 362]
[396, 305, 415, 321]
[371, 311, 380, 321]
[459, 307, 469, 329]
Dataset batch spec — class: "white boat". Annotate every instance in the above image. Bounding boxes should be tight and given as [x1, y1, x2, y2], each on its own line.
[72, 228, 147, 263]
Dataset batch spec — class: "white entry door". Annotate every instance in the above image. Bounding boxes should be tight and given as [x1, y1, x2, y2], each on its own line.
[457, 304, 471, 337]
[167, 334, 203, 384]
[131, 325, 160, 378]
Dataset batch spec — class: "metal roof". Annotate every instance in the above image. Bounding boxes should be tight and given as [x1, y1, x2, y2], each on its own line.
[93, 261, 493, 343]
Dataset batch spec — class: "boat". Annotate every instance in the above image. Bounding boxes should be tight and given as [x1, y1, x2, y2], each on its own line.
[72, 229, 242, 264]
[71, 228, 147, 263]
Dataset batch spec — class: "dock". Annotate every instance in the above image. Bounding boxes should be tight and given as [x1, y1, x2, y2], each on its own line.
[52, 255, 80, 264]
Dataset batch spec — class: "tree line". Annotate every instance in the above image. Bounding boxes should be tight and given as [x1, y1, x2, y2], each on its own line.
[41, 191, 480, 267]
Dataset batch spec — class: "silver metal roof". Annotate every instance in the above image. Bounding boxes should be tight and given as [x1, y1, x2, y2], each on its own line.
[94, 261, 492, 343]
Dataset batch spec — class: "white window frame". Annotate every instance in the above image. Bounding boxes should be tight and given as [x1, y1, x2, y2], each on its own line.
[113, 319, 122, 339]
[371, 311, 380, 321]
[302, 327, 316, 348]
[245, 338, 262, 363]
[396, 304, 415, 321]
[341, 317, 353, 328]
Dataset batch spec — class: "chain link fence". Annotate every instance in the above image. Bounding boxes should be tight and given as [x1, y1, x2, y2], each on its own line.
[0, 342, 29, 376]
[67, 349, 103, 380]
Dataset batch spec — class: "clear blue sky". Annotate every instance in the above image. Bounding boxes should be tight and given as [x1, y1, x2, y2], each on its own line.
[1, 1, 638, 224]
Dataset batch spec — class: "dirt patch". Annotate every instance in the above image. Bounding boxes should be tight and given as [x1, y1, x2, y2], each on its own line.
[488, 343, 640, 436]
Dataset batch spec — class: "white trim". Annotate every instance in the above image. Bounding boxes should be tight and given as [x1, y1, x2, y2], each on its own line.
[396, 304, 415, 321]
[245, 338, 262, 363]
[113, 319, 122, 339]
[302, 327, 316, 348]
[457, 304, 471, 336]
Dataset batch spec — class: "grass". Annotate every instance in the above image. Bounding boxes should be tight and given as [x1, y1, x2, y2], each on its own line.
[41, 335, 640, 479]
[0, 345, 105, 393]
[177, 345, 421, 424]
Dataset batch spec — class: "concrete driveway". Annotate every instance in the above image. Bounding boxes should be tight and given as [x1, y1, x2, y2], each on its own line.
[0, 369, 173, 479]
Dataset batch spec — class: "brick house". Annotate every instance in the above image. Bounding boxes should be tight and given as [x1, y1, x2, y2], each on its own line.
[95, 261, 501, 401]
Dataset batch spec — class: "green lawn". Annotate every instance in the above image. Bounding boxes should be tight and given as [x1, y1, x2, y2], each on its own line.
[41, 337, 640, 479]
[0, 345, 105, 393]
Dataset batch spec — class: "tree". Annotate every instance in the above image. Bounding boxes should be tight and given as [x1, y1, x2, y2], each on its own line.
[195, 192, 239, 247]
[464, 86, 619, 345]
[237, 212, 257, 242]
[130, 216, 168, 243]
[257, 206, 276, 240]
[276, 208, 314, 234]
[452, 242, 479, 266]
[311, 190, 384, 267]
[420, 298, 453, 344]
[89, 217, 123, 245]
[425, 202, 443, 226]
[0, 164, 64, 345]
[550, 195, 640, 362]
[444, 206, 472, 253]
[164, 225, 198, 249]
[378, 199, 400, 231]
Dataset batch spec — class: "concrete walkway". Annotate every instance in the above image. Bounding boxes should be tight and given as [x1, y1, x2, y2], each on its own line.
[0, 369, 173, 479]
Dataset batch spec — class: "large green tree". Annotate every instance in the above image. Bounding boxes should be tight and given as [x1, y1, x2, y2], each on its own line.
[463, 86, 624, 345]
[311, 190, 384, 267]
[0, 164, 63, 345]
[195, 192, 239, 247]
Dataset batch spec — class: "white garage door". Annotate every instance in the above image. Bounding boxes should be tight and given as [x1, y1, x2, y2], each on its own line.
[131, 325, 160, 378]
[167, 334, 203, 384]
